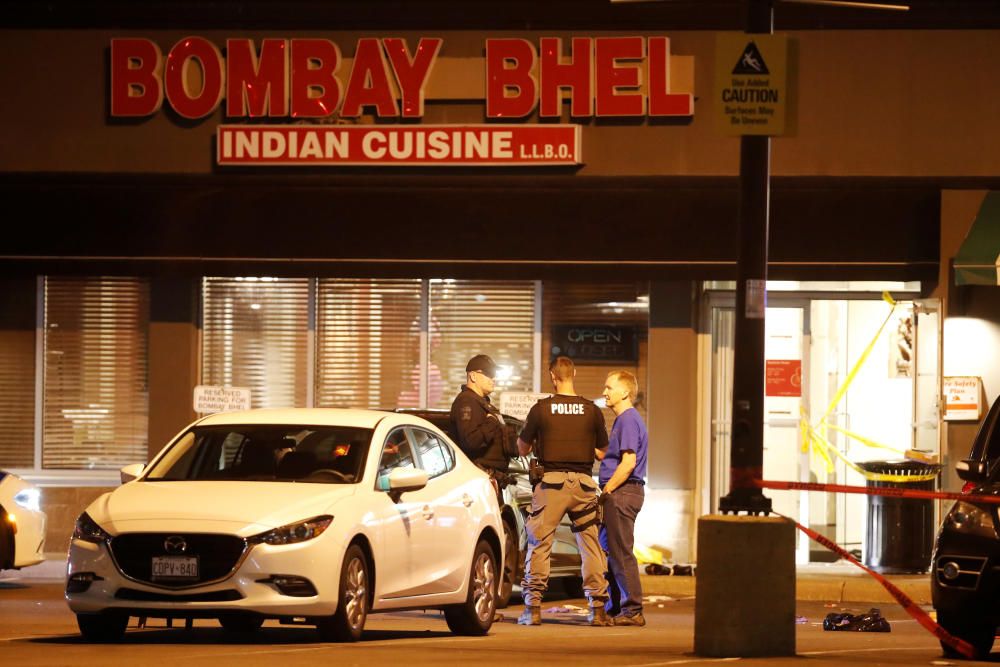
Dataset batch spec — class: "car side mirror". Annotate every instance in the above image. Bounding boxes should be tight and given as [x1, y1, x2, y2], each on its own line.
[120, 463, 145, 484]
[956, 458, 989, 483]
[378, 468, 429, 502]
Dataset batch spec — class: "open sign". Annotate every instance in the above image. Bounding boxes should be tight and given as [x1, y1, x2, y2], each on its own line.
[550, 325, 638, 364]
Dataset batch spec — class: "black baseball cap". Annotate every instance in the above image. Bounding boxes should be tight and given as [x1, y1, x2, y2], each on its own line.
[465, 354, 497, 379]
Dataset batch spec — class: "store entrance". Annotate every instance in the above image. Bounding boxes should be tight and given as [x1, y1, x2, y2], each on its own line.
[706, 290, 941, 564]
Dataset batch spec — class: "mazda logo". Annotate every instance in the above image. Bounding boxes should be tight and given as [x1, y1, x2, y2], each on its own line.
[163, 535, 188, 554]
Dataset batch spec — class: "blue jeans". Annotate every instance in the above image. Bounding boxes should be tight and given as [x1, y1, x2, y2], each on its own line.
[599, 483, 644, 617]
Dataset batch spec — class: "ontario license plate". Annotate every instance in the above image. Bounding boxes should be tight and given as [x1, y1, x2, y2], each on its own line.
[151, 556, 199, 580]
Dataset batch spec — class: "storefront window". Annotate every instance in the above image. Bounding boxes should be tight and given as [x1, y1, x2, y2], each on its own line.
[0, 278, 36, 468]
[42, 276, 149, 469]
[429, 280, 537, 409]
[542, 282, 649, 424]
[202, 277, 310, 409]
[316, 279, 423, 409]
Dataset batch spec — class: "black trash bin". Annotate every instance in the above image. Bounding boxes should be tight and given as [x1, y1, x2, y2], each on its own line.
[857, 460, 942, 574]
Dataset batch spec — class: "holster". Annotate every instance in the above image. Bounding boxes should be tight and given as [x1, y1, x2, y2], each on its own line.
[528, 459, 545, 486]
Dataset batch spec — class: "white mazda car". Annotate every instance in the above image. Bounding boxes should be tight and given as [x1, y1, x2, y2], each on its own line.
[0, 471, 47, 572]
[66, 408, 503, 642]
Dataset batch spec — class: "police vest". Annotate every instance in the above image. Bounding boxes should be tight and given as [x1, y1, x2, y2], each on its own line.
[534, 396, 601, 466]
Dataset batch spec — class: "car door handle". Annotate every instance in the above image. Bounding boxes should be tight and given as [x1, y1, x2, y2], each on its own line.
[422, 504, 434, 520]
[462, 494, 474, 508]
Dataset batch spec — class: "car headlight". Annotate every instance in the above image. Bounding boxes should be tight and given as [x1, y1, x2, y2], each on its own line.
[945, 501, 998, 539]
[72, 512, 111, 544]
[248, 516, 333, 546]
[13, 488, 41, 512]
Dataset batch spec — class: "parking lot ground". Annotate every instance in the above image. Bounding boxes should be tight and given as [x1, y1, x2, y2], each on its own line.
[1, 580, 992, 666]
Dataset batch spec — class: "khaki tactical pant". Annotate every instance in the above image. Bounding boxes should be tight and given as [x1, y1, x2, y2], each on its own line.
[521, 471, 609, 608]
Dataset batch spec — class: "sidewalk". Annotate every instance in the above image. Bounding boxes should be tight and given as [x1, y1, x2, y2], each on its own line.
[641, 561, 932, 605]
[5, 556, 932, 605]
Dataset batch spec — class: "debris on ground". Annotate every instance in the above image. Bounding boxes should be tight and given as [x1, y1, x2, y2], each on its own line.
[543, 604, 587, 614]
[822, 607, 891, 632]
[643, 595, 674, 603]
[795, 616, 808, 624]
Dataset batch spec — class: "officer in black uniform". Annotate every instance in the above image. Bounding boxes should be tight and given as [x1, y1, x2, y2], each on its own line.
[516, 356, 611, 627]
[449, 354, 512, 492]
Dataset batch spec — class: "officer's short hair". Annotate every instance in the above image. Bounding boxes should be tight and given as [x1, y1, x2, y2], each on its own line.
[608, 370, 638, 402]
[549, 356, 575, 381]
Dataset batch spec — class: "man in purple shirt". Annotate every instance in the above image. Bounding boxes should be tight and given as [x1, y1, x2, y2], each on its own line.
[598, 370, 649, 626]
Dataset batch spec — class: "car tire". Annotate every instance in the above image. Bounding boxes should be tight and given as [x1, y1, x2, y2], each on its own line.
[219, 615, 264, 634]
[937, 609, 995, 660]
[561, 576, 585, 599]
[77, 613, 128, 643]
[444, 539, 497, 636]
[496, 520, 517, 609]
[0, 505, 13, 571]
[317, 543, 369, 643]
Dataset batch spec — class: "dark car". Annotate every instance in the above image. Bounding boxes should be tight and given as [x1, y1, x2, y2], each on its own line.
[395, 408, 584, 607]
[932, 393, 1000, 659]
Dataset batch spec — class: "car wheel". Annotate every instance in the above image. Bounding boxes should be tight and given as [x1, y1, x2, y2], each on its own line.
[496, 520, 517, 609]
[77, 613, 128, 643]
[561, 576, 585, 599]
[219, 615, 264, 634]
[444, 539, 497, 636]
[937, 609, 995, 659]
[317, 543, 369, 642]
[0, 506, 13, 571]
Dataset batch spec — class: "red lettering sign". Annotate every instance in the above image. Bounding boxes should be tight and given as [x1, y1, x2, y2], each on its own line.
[108, 36, 693, 120]
[110, 38, 164, 116]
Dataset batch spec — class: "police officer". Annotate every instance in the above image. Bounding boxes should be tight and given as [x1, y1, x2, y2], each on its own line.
[516, 356, 612, 627]
[450, 354, 511, 491]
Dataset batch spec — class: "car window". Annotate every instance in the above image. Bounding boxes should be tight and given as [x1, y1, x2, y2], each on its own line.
[408, 428, 455, 479]
[378, 428, 417, 479]
[144, 425, 372, 483]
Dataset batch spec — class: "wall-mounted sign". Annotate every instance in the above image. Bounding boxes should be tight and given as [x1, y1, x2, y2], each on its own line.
[110, 36, 694, 121]
[193, 385, 251, 414]
[550, 325, 638, 364]
[714, 33, 789, 136]
[766, 359, 802, 397]
[499, 392, 552, 421]
[944, 376, 983, 421]
[217, 124, 581, 166]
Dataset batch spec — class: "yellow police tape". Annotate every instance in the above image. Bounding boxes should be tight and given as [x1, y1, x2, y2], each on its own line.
[798, 292, 938, 484]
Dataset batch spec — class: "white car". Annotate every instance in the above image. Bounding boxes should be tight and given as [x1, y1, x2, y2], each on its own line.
[0, 471, 47, 572]
[66, 408, 503, 642]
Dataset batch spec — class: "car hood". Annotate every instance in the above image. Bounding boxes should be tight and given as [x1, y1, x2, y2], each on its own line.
[87, 481, 357, 536]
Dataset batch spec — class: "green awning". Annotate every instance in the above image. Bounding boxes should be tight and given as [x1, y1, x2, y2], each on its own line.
[955, 192, 1000, 285]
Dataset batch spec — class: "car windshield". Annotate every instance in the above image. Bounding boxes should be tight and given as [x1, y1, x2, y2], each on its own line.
[143, 424, 373, 484]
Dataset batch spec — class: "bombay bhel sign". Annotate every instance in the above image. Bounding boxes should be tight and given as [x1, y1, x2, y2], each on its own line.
[714, 33, 788, 136]
[109, 36, 694, 167]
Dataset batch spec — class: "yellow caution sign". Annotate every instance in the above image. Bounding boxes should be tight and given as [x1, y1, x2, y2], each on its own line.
[714, 33, 790, 136]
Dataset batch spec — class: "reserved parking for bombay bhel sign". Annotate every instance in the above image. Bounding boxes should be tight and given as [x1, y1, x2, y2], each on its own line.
[714, 33, 789, 136]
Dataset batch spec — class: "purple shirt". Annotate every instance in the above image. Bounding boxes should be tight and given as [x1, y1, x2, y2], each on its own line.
[598, 407, 648, 486]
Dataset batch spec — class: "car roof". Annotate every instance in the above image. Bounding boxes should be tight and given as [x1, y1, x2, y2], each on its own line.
[196, 408, 394, 429]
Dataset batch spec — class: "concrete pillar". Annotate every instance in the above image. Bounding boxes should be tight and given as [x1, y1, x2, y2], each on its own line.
[148, 276, 200, 459]
[695, 515, 796, 657]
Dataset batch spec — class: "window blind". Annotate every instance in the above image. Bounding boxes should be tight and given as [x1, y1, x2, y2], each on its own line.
[42, 277, 149, 469]
[429, 280, 536, 409]
[0, 280, 36, 468]
[315, 279, 422, 409]
[202, 277, 310, 409]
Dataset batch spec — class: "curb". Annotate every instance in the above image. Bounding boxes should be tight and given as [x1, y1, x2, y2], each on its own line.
[640, 573, 931, 605]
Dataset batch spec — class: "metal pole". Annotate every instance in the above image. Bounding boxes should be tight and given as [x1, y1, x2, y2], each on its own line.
[718, 0, 774, 515]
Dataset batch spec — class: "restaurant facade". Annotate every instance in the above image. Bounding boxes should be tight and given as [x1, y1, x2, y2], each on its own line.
[3, 3, 1000, 565]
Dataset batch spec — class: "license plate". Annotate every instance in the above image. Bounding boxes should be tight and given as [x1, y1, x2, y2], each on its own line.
[151, 556, 199, 580]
